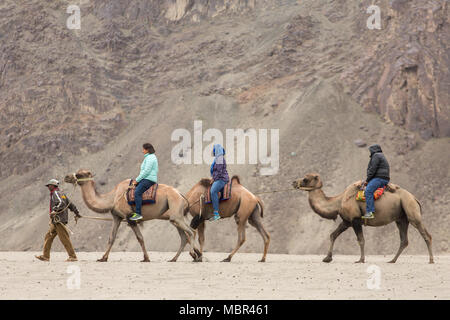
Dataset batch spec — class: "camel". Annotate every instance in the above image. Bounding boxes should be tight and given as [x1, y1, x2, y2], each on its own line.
[292, 173, 434, 264]
[64, 169, 201, 262]
[187, 175, 270, 262]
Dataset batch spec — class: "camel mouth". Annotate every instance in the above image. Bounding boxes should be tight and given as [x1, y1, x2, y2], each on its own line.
[64, 173, 77, 184]
[292, 180, 314, 191]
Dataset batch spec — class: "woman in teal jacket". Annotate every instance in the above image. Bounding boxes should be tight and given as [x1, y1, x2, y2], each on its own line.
[129, 143, 158, 221]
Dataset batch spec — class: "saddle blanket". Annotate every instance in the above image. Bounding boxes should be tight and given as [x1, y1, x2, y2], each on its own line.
[356, 186, 386, 202]
[127, 180, 158, 205]
[205, 180, 232, 204]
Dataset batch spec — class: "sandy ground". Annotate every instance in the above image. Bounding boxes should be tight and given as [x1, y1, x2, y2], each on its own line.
[0, 252, 448, 300]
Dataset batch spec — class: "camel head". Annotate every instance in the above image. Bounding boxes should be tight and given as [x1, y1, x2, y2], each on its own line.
[292, 173, 323, 191]
[64, 169, 94, 186]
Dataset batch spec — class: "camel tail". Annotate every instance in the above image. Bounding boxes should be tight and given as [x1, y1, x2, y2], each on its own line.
[178, 192, 190, 216]
[256, 196, 264, 218]
[415, 197, 423, 215]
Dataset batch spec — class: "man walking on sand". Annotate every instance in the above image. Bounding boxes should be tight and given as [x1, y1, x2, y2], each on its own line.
[35, 179, 81, 262]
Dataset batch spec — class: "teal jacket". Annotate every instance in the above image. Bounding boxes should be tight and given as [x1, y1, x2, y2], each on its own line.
[136, 153, 158, 183]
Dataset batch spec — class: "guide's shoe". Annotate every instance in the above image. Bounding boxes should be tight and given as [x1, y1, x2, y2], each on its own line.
[35, 255, 49, 262]
[65, 257, 78, 262]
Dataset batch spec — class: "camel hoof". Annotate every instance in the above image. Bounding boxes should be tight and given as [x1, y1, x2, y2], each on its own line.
[387, 260, 396, 263]
[97, 258, 108, 262]
[168, 259, 177, 263]
[429, 260, 435, 264]
[194, 256, 203, 263]
[354, 260, 365, 264]
[258, 259, 266, 263]
[322, 256, 332, 263]
[222, 257, 231, 262]
[141, 258, 150, 262]
[189, 251, 198, 260]
[194, 248, 202, 258]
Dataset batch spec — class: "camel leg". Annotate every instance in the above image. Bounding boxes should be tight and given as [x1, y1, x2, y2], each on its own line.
[352, 220, 365, 263]
[197, 222, 206, 254]
[248, 210, 270, 262]
[402, 195, 434, 263]
[410, 220, 434, 264]
[222, 218, 246, 262]
[323, 220, 351, 263]
[171, 216, 202, 262]
[98, 214, 122, 262]
[129, 224, 150, 262]
[388, 216, 409, 263]
[168, 222, 188, 262]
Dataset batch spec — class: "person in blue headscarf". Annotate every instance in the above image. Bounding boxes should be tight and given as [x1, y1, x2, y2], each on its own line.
[209, 144, 230, 221]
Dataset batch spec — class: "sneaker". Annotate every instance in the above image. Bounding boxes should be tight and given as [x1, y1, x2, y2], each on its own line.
[129, 213, 143, 221]
[35, 255, 49, 262]
[362, 212, 375, 219]
[209, 211, 221, 221]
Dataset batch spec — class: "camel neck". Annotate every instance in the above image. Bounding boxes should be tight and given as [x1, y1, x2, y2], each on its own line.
[80, 180, 115, 213]
[308, 188, 342, 220]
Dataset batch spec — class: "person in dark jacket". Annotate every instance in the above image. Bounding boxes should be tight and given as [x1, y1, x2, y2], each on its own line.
[35, 179, 81, 262]
[209, 144, 230, 221]
[363, 144, 390, 219]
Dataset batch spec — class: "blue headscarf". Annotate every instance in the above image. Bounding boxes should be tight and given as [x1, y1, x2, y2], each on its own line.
[210, 144, 225, 175]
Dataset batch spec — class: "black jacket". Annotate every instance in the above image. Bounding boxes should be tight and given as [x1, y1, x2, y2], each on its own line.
[50, 189, 80, 224]
[366, 144, 390, 182]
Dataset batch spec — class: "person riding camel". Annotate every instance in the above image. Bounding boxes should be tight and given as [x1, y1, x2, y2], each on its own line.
[209, 143, 230, 221]
[363, 144, 390, 219]
[35, 179, 81, 262]
[129, 143, 158, 221]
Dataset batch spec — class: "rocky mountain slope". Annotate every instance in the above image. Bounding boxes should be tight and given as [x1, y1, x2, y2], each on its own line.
[0, 0, 448, 256]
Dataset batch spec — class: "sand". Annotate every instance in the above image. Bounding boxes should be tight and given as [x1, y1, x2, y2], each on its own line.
[0, 252, 448, 300]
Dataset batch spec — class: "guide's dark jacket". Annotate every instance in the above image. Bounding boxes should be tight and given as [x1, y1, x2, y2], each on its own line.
[366, 144, 390, 183]
[50, 188, 80, 224]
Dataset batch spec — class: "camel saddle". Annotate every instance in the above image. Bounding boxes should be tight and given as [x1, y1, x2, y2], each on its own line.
[126, 180, 158, 205]
[356, 186, 386, 202]
[204, 180, 232, 204]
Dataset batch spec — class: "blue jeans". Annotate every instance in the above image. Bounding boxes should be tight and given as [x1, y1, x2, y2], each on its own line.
[134, 179, 155, 215]
[365, 178, 389, 213]
[211, 180, 227, 212]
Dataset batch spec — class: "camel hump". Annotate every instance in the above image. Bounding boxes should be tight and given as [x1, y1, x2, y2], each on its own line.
[231, 175, 241, 184]
[199, 178, 211, 187]
[386, 183, 400, 193]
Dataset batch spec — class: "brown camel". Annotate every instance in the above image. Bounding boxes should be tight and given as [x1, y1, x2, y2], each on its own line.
[292, 173, 434, 264]
[186, 175, 270, 262]
[64, 169, 201, 262]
